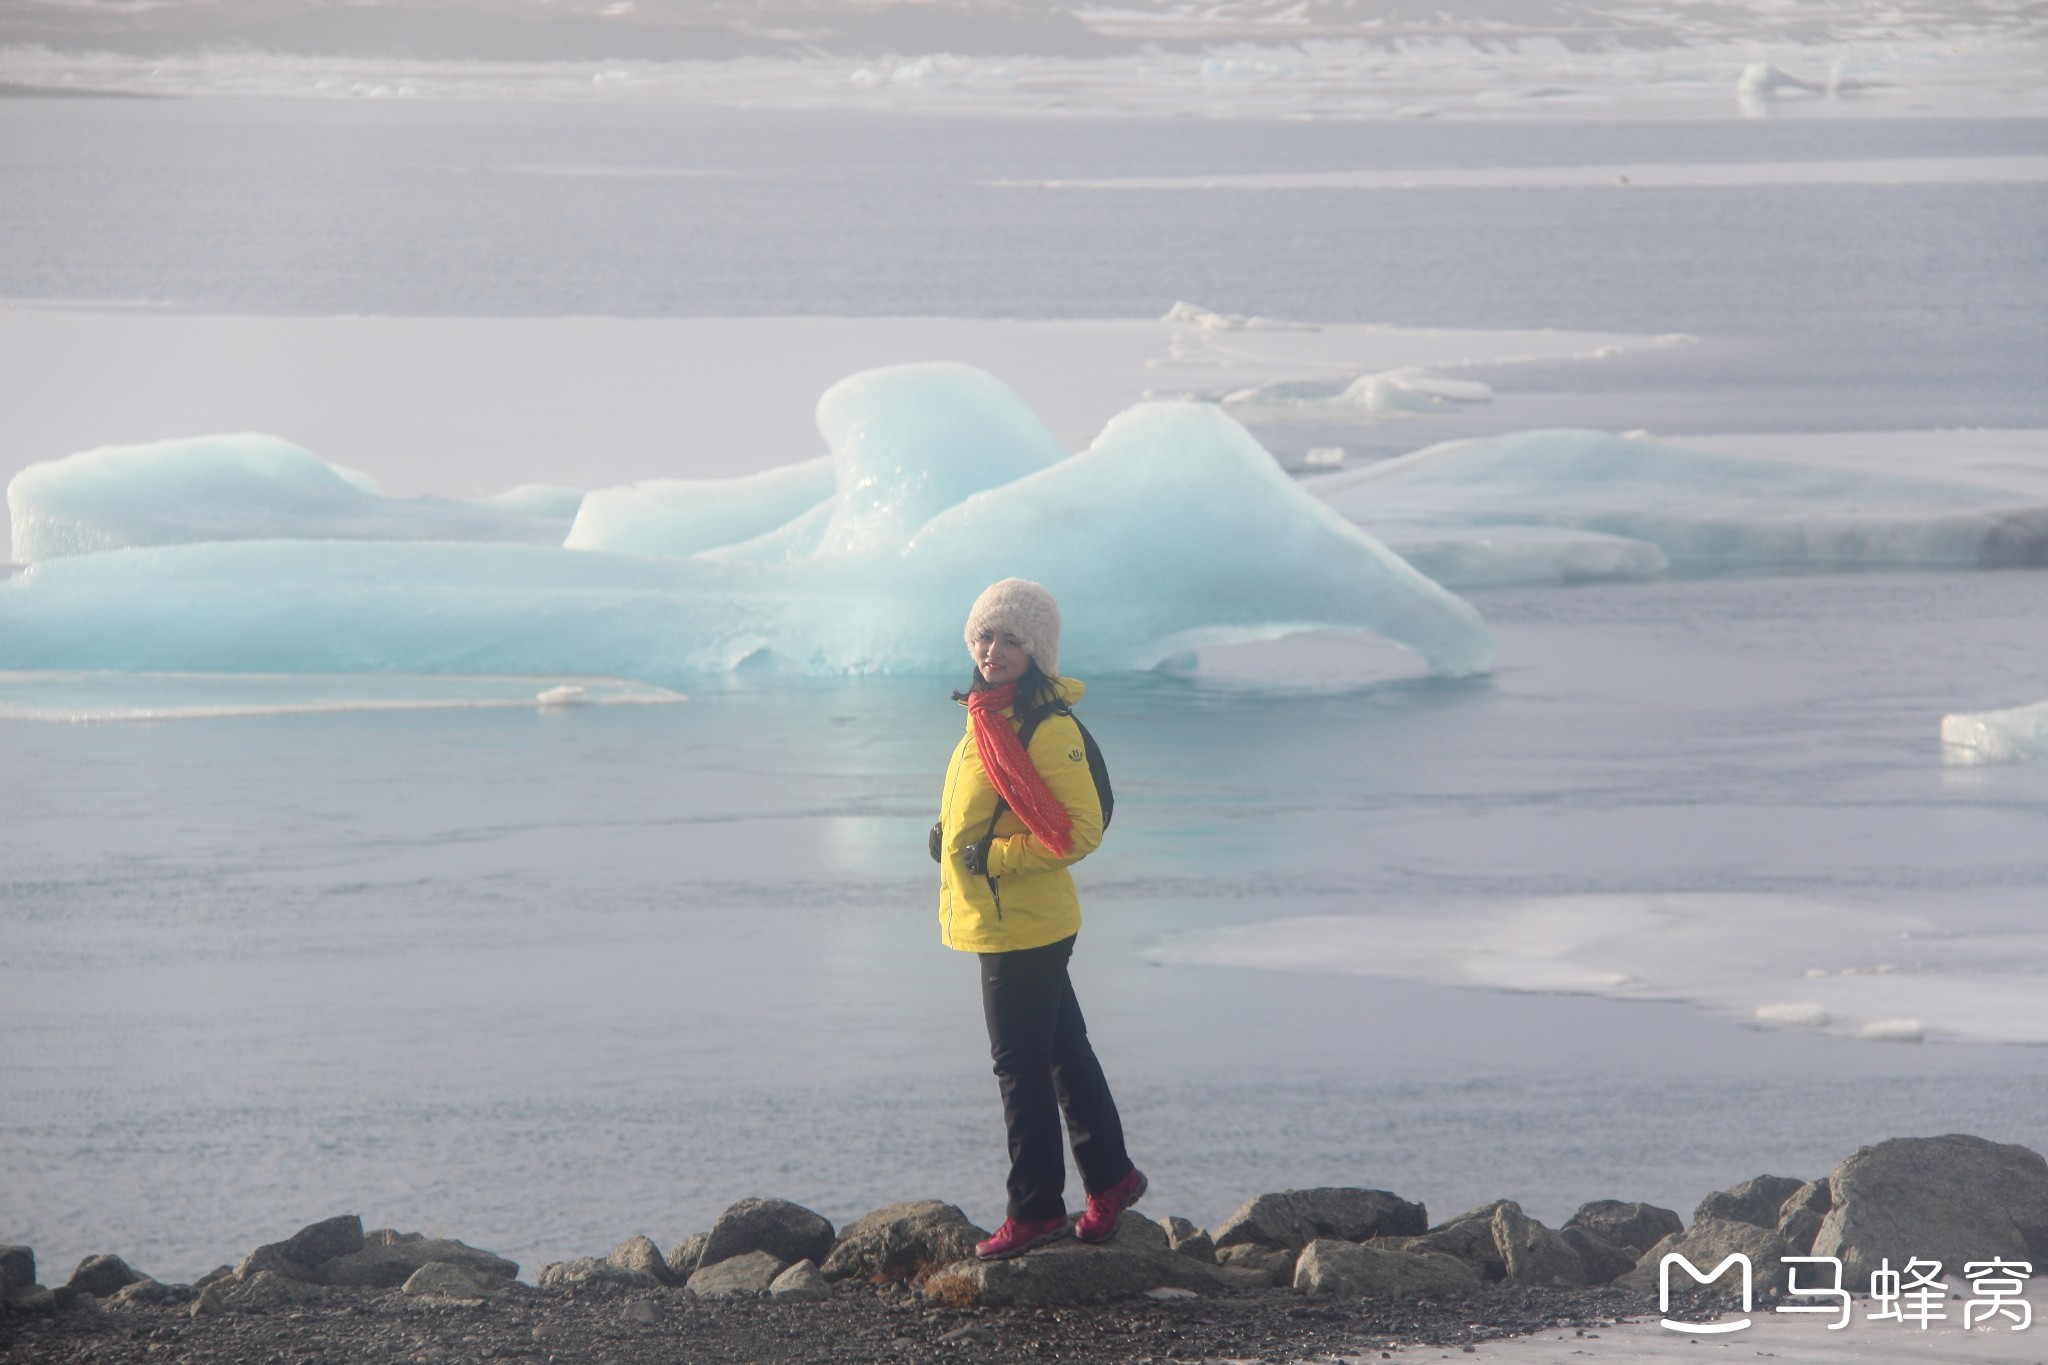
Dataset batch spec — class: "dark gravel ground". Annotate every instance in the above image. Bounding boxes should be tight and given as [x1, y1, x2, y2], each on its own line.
[0, 1280, 1671, 1365]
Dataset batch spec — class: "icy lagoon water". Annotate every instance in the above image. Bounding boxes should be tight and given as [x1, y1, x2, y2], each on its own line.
[3, 98, 2047, 1286]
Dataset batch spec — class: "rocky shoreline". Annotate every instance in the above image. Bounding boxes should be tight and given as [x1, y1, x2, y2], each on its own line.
[6, 1132, 2043, 1364]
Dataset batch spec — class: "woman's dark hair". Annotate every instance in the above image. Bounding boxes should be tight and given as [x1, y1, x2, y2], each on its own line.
[954, 660, 1062, 718]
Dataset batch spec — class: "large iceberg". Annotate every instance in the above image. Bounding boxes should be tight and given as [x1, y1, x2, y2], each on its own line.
[0, 364, 1495, 680]
[1315, 429, 2048, 575]
[8, 433, 570, 560]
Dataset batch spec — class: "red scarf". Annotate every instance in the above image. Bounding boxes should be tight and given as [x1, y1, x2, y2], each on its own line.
[967, 682, 1074, 858]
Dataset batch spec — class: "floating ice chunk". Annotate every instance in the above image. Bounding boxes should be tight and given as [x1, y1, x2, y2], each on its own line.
[1314, 428, 2048, 574]
[1755, 1003, 1830, 1028]
[1224, 366, 1492, 416]
[1941, 697, 2048, 763]
[535, 684, 587, 706]
[1160, 301, 1319, 334]
[1857, 1018, 1925, 1043]
[1378, 525, 1668, 588]
[566, 458, 833, 558]
[0, 368, 1494, 680]
[9, 434, 568, 562]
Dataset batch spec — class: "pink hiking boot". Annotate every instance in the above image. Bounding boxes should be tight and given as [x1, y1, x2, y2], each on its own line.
[975, 1214, 1071, 1261]
[1074, 1168, 1147, 1244]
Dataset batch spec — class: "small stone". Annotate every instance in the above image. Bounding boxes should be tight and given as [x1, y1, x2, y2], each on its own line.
[190, 1283, 229, 1318]
[3, 1284, 58, 1314]
[768, 1258, 829, 1301]
[1143, 1286, 1198, 1300]
[821, 1202, 986, 1287]
[620, 1297, 662, 1327]
[607, 1235, 675, 1287]
[664, 1233, 709, 1283]
[937, 1324, 991, 1344]
[401, 1261, 503, 1299]
[1157, 1216, 1215, 1263]
[687, 1249, 787, 1299]
[66, 1254, 146, 1299]
[700, 1198, 835, 1271]
[536, 1256, 657, 1291]
[1211, 1187, 1427, 1252]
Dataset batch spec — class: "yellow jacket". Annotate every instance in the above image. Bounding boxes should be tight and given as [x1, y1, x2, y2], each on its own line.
[937, 676, 1105, 953]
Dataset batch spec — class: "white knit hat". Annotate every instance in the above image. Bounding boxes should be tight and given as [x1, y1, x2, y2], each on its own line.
[964, 578, 1062, 677]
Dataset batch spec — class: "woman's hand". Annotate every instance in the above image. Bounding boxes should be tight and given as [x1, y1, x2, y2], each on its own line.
[962, 840, 992, 877]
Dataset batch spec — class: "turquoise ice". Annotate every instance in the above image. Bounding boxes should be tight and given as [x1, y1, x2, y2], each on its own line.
[0, 363, 1496, 679]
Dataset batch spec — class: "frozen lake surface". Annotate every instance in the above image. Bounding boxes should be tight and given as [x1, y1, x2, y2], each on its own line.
[2, 98, 2045, 1287]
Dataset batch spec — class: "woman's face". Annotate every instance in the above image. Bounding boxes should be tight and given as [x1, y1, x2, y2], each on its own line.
[971, 627, 1030, 686]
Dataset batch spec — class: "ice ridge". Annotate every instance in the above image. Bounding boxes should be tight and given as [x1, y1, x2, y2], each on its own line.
[0, 364, 1496, 680]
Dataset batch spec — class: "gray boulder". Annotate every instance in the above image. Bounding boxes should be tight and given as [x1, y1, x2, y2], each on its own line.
[1694, 1175, 1807, 1229]
[1385, 1201, 1510, 1281]
[1558, 1226, 1635, 1285]
[402, 1262, 506, 1300]
[280, 1215, 365, 1267]
[1621, 1219, 1793, 1296]
[1211, 1188, 1427, 1252]
[665, 1233, 708, 1282]
[3, 1285, 58, 1315]
[537, 1257, 659, 1291]
[0, 1247, 35, 1291]
[1776, 1179, 1832, 1255]
[65, 1254, 146, 1299]
[234, 1215, 365, 1284]
[820, 1202, 987, 1286]
[233, 1242, 310, 1284]
[700, 1198, 835, 1271]
[1213, 1243, 1295, 1287]
[607, 1236, 676, 1287]
[768, 1258, 830, 1301]
[1158, 1216, 1216, 1263]
[687, 1250, 787, 1298]
[221, 1269, 328, 1312]
[1812, 1134, 2048, 1287]
[314, 1231, 517, 1288]
[1563, 1200, 1683, 1257]
[1491, 1202, 1586, 1287]
[1294, 1239, 1481, 1299]
[920, 1214, 1225, 1309]
[106, 1278, 189, 1309]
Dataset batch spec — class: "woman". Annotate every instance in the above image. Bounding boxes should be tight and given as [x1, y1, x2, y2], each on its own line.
[936, 577, 1146, 1260]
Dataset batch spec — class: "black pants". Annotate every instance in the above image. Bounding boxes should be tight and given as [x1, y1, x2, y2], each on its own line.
[979, 933, 1133, 1221]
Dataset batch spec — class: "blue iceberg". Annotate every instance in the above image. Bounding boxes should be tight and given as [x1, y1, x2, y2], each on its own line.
[0, 364, 1495, 680]
[8, 433, 569, 560]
